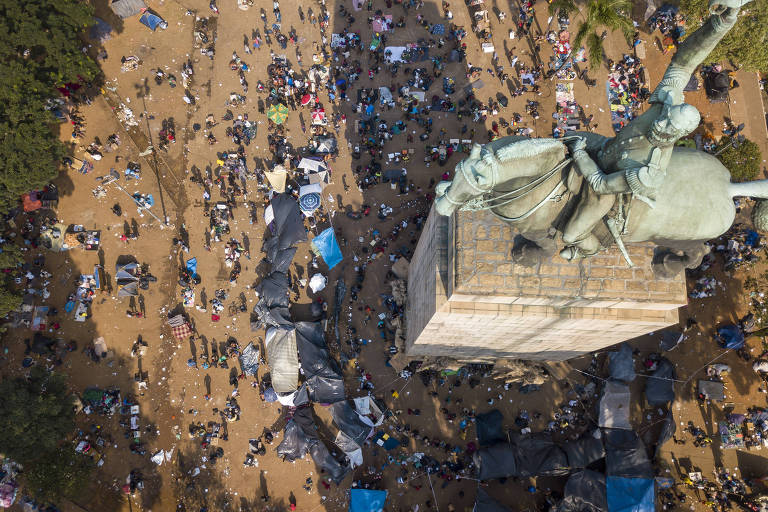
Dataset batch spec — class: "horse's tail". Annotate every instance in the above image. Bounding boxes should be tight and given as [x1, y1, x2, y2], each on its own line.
[729, 180, 768, 200]
[729, 180, 768, 232]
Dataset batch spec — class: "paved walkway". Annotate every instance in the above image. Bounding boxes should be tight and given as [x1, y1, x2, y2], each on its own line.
[727, 70, 768, 167]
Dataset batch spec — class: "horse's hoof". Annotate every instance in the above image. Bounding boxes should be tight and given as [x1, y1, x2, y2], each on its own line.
[559, 246, 588, 261]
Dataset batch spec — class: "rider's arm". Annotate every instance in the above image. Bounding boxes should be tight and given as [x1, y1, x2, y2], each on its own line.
[650, 3, 743, 105]
[572, 148, 631, 194]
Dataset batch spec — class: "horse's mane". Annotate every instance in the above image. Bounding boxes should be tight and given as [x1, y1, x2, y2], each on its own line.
[491, 138, 565, 163]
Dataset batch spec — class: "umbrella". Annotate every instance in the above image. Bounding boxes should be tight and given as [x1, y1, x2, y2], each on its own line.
[311, 108, 326, 125]
[299, 193, 322, 214]
[301, 94, 314, 106]
[267, 103, 289, 124]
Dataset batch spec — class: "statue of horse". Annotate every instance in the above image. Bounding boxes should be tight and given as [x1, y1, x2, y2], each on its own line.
[434, 135, 768, 277]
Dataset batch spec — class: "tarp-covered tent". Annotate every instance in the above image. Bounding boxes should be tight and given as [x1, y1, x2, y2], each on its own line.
[330, 400, 375, 467]
[557, 470, 608, 512]
[311, 227, 343, 270]
[239, 342, 260, 376]
[704, 71, 730, 102]
[140, 10, 167, 30]
[608, 343, 635, 382]
[265, 165, 288, 193]
[110, 0, 146, 18]
[717, 324, 745, 349]
[263, 194, 308, 272]
[116, 262, 140, 297]
[604, 430, 653, 479]
[476, 435, 571, 480]
[474, 488, 510, 512]
[644, 358, 675, 406]
[310, 136, 338, 154]
[349, 489, 387, 512]
[89, 18, 113, 43]
[264, 327, 299, 393]
[606, 476, 654, 512]
[295, 321, 345, 403]
[476, 409, 505, 446]
[252, 271, 293, 330]
[277, 407, 350, 483]
[599, 381, 631, 430]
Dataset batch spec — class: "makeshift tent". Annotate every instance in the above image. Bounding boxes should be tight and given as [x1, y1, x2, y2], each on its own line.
[608, 343, 635, 382]
[644, 358, 675, 406]
[116, 262, 140, 297]
[475, 435, 570, 480]
[311, 228, 343, 270]
[606, 477, 654, 512]
[659, 330, 684, 351]
[139, 11, 167, 30]
[89, 18, 113, 43]
[476, 410, 505, 446]
[474, 488, 510, 512]
[331, 400, 374, 467]
[239, 342, 260, 376]
[110, 0, 146, 18]
[265, 165, 288, 193]
[252, 271, 293, 327]
[310, 136, 338, 154]
[717, 325, 744, 349]
[277, 407, 351, 482]
[599, 381, 631, 430]
[349, 489, 387, 512]
[298, 158, 327, 173]
[262, 194, 308, 272]
[557, 470, 608, 512]
[604, 430, 653, 479]
[264, 326, 299, 393]
[704, 70, 730, 102]
[295, 321, 345, 403]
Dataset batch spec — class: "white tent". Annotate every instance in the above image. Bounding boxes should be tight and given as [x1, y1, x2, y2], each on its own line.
[110, 0, 146, 18]
[265, 164, 288, 193]
[265, 327, 299, 393]
[299, 183, 323, 198]
[298, 158, 327, 173]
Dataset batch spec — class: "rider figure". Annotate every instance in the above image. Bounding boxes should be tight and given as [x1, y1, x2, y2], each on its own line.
[559, 0, 748, 261]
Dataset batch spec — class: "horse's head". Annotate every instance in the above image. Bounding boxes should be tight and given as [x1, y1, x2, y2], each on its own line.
[435, 143, 494, 216]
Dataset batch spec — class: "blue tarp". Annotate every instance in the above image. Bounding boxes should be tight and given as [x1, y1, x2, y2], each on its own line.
[312, 227, 343, 270]
[349, 489, 387, 512]
[139, 11, 166, 30]
[186, 258, 197, 275]
[717, 325, 744, 349]
[606, 477, 654, 512]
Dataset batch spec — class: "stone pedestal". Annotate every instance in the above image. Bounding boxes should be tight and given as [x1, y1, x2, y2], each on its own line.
[405, 207, 687, 362]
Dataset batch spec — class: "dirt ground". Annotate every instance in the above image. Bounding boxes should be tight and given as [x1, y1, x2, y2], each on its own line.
[3, 0, 768, 510]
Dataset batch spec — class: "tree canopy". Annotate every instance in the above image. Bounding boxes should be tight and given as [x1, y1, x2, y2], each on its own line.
[573, 0, 634, 69]
[718, 136, 762, 182]
[0, 0, 99, 213]
[678, 0, 768, 72]
[0, 367, 93, 502]
[24, 446, 95, 503]
[0, 366, 76, 462]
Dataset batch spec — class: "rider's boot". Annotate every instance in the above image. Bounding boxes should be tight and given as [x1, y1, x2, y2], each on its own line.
[559, 234, 600, 261]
